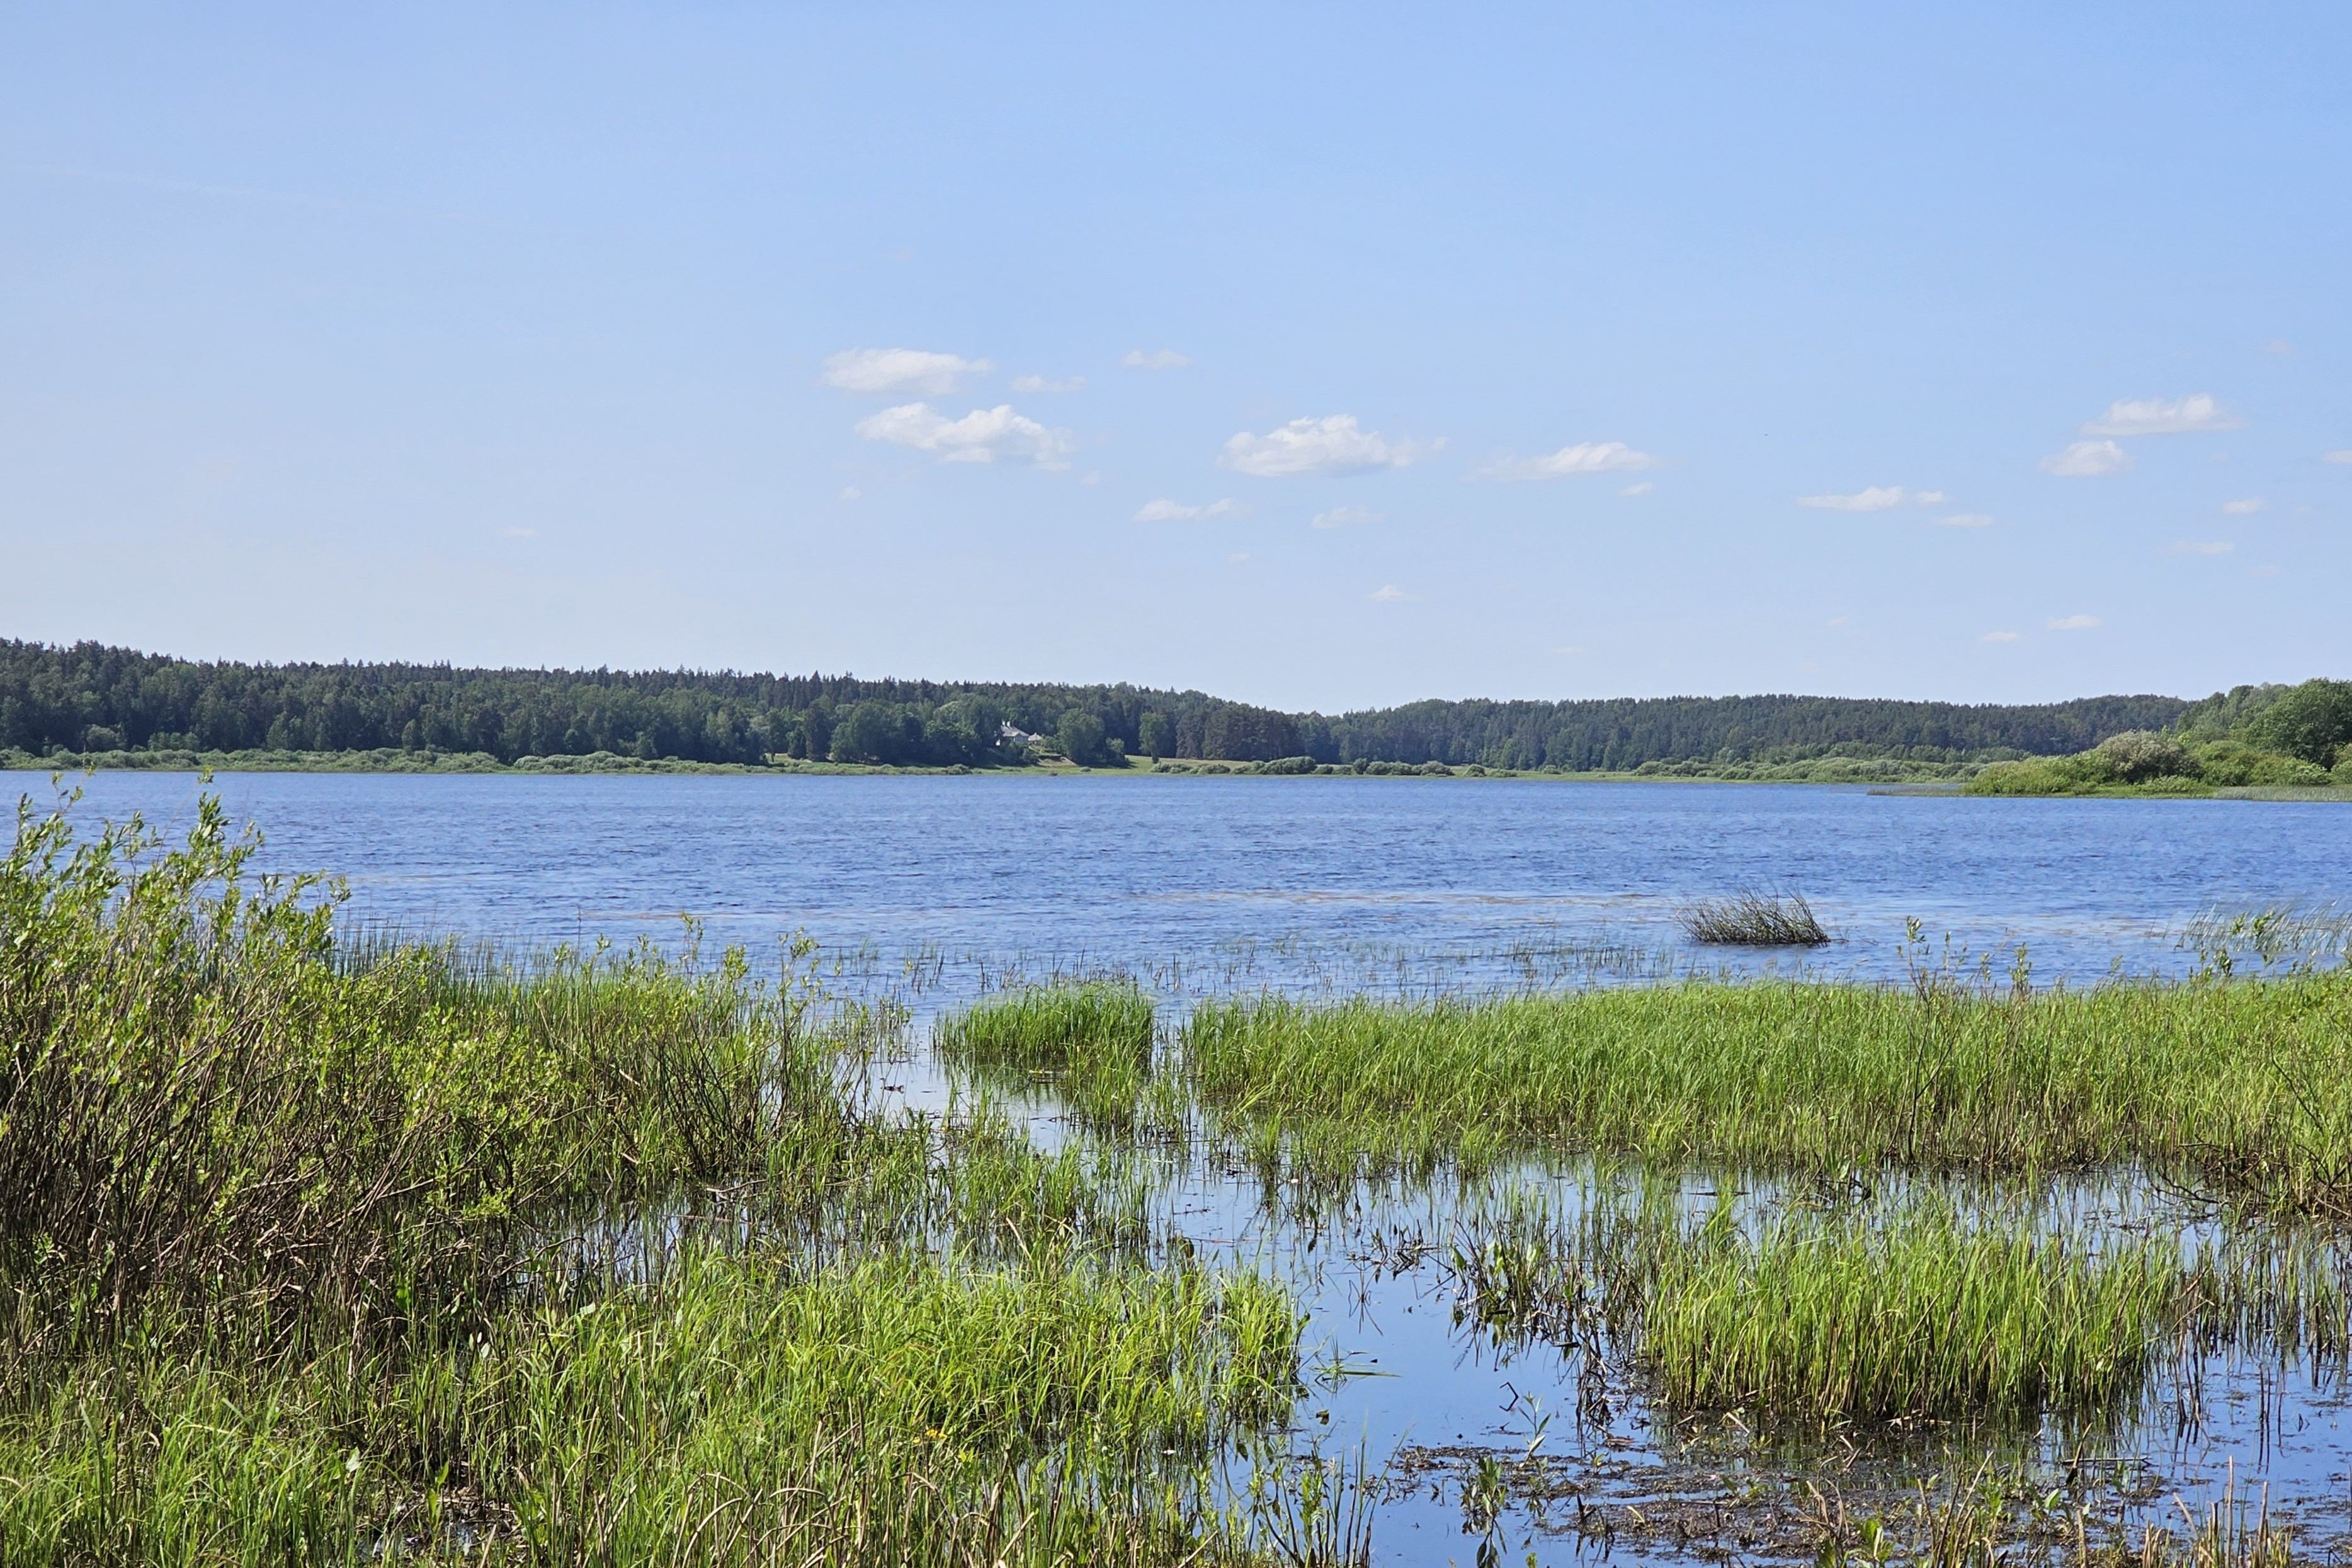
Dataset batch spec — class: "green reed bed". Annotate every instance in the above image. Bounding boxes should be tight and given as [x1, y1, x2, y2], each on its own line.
[0, 797, 1323, 1565]
[0, 1246, 1304, 1565]
[1441, 1176, 2352, 1433]
[936, 983, 1157, 1132]
[1181, 977, 2352, 1206]
[935, 982, 1154, 1072]
[1643, 1203, 2179, 1423]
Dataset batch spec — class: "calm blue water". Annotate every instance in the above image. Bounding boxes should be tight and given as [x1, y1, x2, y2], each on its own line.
[12, 771, 2350, 996]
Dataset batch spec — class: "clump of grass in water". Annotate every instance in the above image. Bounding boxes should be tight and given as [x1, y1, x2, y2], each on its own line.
[935, 982, 1154, 1073]
[1678, 890, 1830, 946]
[1643, 1200, 2178, 1423]
[936, 983, 1157, 1132]
[1178, 975, 2352, 1212]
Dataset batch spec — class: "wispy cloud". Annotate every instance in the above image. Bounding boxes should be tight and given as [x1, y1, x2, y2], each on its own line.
[1122, 348, 1191, 370]
[2326, 450, 2352, 465]
[2082, 394, 2242, 436]
[2263, 339, 2295, 356]
[1311, 505, 1382, 530]
[1480, 440, 1656, 480]
[1010, 373, 1084, 394]
[1620, 481, 1654, 497]
[501, 526, 537, 539]
[1912, 490, 1948, 505]
[2167, 540, 2234, 555]
[1936, 513, 1994, 528]
[1221, 415, 1434, 477]
[2047, 614, 2102, 631]
[1370, 584, 1413, 603]
[855, 402, 1074, 466]
[823, 348, 990, 395]
[1798, 485, 1909, 512]
[838, 486, 861, 501]
[2222, 497, 2263, 515]
[1980, 630, 2023, 644]
[1134, 497, 1246, 522]
[2041, 440, 2132, 477]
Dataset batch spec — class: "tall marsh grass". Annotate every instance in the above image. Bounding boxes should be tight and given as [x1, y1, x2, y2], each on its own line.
[1180, 977, 2352, 1208]
[1643, 1203, 2178, 1422]
[935, 982, 1154, 1073]
[936, 983, 1157, 1131]
[0, 797, 1325, 1564]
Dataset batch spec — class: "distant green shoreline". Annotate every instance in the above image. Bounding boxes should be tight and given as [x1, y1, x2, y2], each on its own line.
[11, 744, 2349, 799]
[0, 744, 1960, 784]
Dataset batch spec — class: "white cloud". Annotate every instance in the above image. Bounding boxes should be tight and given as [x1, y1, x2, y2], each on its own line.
[2222, 496, 2263, 514]
[1220, 415, 1433, 477]
[2262, 339, 2296, 356]
[2326, 450, 2352, 465]
[2250, 564, 2281, 578]
[1227, 552, 1250, 564]
[2041, 440, 2132, 477]
[1011, 373, 1084, 393]
[1311, 505, 1382, 530]
[822, 348, 990, 395]
[1370, 584, 1413, 603]
[501, 526, 537, 539]
[2082, 394, 2242, 436]
[1912, 491, 1948, 505]
[1134, 497, 1246, 522]
[1798, 485, 1909, 512]
[1620, 481, 1654, 497]
[1122, 348, 1191, 370]
[1548, 644, 1585, 656]
[854, 402, 1075, 467]
[839, 486, 862, 501]
[1980, 630, 2023, 644]
[1936, 513, 1995, 528]
[1827, 615, 1849, 627]
[1482, 440, 1656, 480]
[2047, 614, 2102, 631]
[2167, 540, 2234, 555]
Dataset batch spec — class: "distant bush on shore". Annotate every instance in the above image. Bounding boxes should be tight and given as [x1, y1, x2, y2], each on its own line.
[1965, 683, 2352, 797]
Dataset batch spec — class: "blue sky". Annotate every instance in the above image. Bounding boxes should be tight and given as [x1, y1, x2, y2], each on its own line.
[4, 3, 2348, 710]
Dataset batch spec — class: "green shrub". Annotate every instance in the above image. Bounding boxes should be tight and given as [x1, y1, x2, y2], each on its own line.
[1963, 753, 2118, 795]
[2094, 729, 2198, 781]
[2195, 741, 2332, 788]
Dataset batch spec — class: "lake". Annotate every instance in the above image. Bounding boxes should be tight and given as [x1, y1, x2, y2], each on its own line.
[16, 768, 2352, 1563]
[14, 770, 2351, 1003]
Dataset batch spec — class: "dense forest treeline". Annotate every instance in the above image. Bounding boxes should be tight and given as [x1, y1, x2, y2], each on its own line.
[0, 638, 2227, 773]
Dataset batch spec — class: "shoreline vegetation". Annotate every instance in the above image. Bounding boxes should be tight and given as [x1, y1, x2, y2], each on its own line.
[6, 794, 2351, 1562]
[4, 640, 2346, 797]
